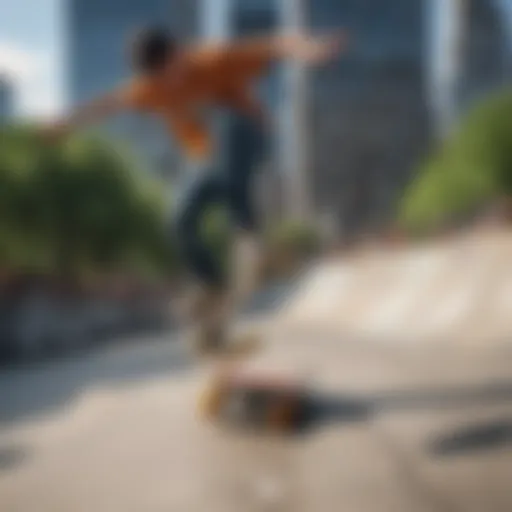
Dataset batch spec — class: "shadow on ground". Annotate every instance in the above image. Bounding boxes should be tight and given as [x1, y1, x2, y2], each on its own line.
[295, 381, 512, 454]
[0, 445, 30, 472]
[429, 418, 512, 456]
[241, 276, 304, 319]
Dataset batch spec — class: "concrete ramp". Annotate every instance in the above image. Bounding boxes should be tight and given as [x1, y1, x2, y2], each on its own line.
[280, 229, 512, 345]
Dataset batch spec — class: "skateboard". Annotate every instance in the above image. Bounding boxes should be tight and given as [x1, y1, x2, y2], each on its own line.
[198, 367, 309, 433]
[189, 299, 309, 434]
[189, 317, 304, 434]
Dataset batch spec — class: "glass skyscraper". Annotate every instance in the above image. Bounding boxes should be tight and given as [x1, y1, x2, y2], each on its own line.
[461, 0, 510, 106]
[302, 0, 509, 236]
[300, 0, 430, 236]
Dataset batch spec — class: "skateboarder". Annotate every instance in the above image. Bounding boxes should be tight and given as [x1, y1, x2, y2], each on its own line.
[43, 27, 346, 351]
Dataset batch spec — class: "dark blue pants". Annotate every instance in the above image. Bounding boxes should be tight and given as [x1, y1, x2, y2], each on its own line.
[174, 115, 267, 289]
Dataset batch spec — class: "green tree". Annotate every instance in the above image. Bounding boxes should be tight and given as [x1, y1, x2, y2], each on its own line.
[399, 89, 512, 234]
[0, 124, 176, 280]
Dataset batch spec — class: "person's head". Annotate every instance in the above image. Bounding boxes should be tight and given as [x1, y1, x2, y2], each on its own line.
[128, 26, 178, 75]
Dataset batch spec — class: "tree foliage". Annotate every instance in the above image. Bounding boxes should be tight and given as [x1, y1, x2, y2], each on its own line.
[0, 124, 175, 280]
[399, 89, 512, 234]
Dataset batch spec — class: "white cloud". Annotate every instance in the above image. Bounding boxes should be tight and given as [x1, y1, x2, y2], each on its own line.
[0, 41, 41, 79]
[0, 40, 60, 119]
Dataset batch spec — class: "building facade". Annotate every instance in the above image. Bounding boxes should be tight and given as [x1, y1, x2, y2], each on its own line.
[275, 0, 510, 238]
[459, 0, 510, 108]
[430, 0, 511, 138]
[298, 0, 430, 237]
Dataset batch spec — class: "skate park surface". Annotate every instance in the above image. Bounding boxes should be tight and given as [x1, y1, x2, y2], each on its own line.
[1, 229, 512, 512]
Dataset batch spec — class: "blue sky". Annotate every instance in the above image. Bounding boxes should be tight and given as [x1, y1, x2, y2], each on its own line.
[0, 0, 511, 120]
[0, 0, 63, 118]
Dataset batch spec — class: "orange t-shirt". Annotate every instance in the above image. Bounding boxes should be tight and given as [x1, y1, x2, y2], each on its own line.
[122, 42, 272, 160]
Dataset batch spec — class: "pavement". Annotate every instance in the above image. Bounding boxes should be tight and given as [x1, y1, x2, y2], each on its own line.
[1, 242, 512, 512]
[0, 325, 512, 512]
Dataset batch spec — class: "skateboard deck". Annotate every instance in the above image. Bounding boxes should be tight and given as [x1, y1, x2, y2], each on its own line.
[198, 368, 309, 433]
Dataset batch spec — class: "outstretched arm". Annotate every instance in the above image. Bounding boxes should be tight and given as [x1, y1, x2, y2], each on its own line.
[219, 30, 348, 68]
[42, 85, 137, 139]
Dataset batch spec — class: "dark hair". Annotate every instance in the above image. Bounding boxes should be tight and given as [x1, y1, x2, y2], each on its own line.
[129, 27, 177, 74]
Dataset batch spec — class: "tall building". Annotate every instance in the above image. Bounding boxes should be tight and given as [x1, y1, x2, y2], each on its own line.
[298, 0, 430, 237]
[67, 0, 199, 177]
[204, 0, 430, 232]
[430, 0, 510, 138]
[429, 0, 465, 139]
[0, 74, 14, 122]
[278, 0, 511, 238]
[459, 0, 510, 107]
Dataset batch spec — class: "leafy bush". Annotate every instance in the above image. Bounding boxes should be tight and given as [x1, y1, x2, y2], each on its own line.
[0, 125, 176, 279]
[399, 89, 512, 234]
[0, 123, 324, 285]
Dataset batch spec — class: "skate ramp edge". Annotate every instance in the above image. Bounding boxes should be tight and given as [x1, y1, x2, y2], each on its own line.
[278, 230, 512, 345]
